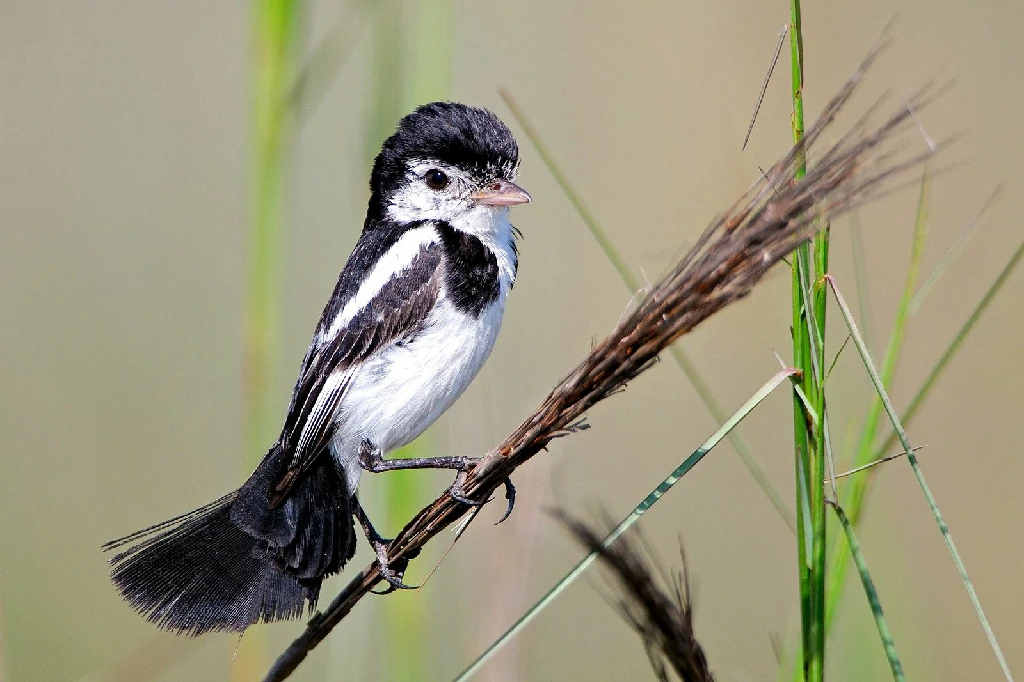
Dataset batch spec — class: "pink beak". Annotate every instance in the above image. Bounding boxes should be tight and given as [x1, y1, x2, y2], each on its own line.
[470, 179, 532, 206]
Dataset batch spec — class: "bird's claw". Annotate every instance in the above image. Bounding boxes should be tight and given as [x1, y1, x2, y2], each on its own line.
[449, 470, 517, 525]
[367, 537, 418, 593]
[495, 478, 516, 525]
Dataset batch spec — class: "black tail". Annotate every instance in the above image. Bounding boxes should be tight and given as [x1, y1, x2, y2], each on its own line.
[105, 444, 356, 635]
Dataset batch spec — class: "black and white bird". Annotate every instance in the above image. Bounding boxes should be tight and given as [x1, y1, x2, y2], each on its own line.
[105, 102, 531, 635]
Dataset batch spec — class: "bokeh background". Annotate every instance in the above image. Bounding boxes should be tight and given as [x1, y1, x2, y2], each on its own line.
[3, 1, 1023, 681]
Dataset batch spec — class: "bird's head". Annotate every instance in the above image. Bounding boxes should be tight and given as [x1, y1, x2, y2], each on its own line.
[368, 102, 530, 232]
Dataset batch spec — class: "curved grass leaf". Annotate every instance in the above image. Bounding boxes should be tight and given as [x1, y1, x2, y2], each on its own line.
[453, 368, 798, 682]
[823, 169, 929, 630]
[828, 501, 905, 682]
[827, 275, 1014, 682]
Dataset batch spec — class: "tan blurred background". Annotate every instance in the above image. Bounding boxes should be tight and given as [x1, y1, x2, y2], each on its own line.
[2, 1, 1023, 681]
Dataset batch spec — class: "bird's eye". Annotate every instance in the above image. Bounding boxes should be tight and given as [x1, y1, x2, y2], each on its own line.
[424, 169, 449, 190]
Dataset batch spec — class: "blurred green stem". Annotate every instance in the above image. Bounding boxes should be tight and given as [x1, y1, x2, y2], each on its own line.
[849, 216, 877, 354]
[247, 0, 299, 465]
[787, 2, 827, 680]
[368, 6, 423, 680]
[874, 233, 1024, 461]
[241, 0, 301, 679]
[369, 2, 453, 680]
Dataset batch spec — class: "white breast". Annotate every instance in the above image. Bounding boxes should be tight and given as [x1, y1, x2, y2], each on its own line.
[330, 294, 505, 489]
[331, 223, 516, 490]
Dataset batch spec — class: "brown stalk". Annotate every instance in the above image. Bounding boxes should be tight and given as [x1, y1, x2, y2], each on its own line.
[263, 42, 944, 682]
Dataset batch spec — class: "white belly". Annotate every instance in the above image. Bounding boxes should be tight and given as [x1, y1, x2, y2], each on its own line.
[330, 295, 505, 489]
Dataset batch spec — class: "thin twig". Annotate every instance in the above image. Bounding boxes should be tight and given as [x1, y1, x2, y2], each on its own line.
[743, 23, 789, 151]
[263, 43, 943, 681]
[827, 445, 926, 481]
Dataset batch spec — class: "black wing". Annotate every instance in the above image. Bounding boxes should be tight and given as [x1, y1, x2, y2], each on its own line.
[269, 233, 444, 505]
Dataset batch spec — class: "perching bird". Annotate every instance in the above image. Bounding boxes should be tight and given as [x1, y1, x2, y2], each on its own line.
[104, 102, 531, 636]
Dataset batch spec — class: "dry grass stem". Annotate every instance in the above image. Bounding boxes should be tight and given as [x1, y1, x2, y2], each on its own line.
[555, 511, 714, 682]
[263, 43, 944, 681]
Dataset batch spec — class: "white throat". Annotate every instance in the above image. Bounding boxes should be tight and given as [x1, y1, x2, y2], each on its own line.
[451, 204, 518, 287]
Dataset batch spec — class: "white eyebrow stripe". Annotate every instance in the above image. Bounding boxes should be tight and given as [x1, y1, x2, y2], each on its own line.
[323, 224, 440, 343]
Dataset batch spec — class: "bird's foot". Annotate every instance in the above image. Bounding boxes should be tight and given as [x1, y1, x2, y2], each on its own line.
[449, 469, 517, 525]
[353, 494, 418, 593]
[367, 535, 418, 594]
[357, 440, 517, 524]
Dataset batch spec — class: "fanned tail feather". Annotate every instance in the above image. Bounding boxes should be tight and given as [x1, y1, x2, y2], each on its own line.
[104, 444, 355, 636]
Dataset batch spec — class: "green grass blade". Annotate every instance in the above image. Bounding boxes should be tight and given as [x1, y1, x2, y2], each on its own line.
[366, 3, 404, 159]
[366, 8, 417, 676]
[240, 1, 301, 678]
[828, 501, 905, 682]
[247, 0, 299, 468]
[369, 0, 455, 540]
[454, 368, 799, 682]
[786, 2, 827, 679]
[827, 275, 1015, 682]
[909, 185, 1001, 314]
[824, 169, 929, 629]
[408, 0, 453, 111]
[849, 214, 877, 354]
[831, 446, 925, 481]
[367, 4, 453, 680]
[498, 89, 795, 532]
[822, 410, 838, 501]
[287, 14, 371, 124]
[875, 233, 1024, 460]
[794, 444, 814, 572]
[497, 90, 634, 289]
[824, 333, 852, 384]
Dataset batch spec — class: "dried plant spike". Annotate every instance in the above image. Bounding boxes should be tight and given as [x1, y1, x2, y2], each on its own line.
[554, 511, 714, 682]
[263, 44, 944, 682]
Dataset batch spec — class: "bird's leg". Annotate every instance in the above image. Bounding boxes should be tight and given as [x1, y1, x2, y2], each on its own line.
[358, 439, 517, 523]
[352, 495, 417, 593]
